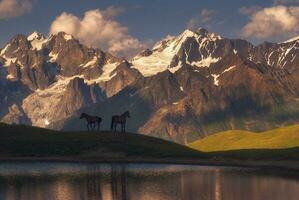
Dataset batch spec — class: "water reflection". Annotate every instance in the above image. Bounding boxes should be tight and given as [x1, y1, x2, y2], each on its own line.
[0, 163, 297, 200]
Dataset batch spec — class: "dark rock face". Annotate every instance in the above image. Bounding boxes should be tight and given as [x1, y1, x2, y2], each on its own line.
[61, 77, 104, 114]
[0, 34, 57, 90]
[1, 29, 299, 144]
[100, 61, 142, 97]
[45, 32, 121, 77]
[139, 49, 153, 57]
[1, 104, 31, 125]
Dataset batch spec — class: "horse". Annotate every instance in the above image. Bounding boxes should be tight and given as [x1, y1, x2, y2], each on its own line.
[80, 113, 102, 131]
[110, 111, 130, 133]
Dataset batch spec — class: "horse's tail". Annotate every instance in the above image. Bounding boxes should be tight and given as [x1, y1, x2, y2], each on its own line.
[110, 116, 114, 131]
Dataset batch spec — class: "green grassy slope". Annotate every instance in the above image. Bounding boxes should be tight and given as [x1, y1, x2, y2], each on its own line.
[189, 124, 299, 152]
[0, 123, 205, 159]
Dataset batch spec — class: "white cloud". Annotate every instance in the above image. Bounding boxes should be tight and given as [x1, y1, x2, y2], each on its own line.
[187, 9, 216, 30]
[50, 8, 148, 58]
[0, 0, 32, 19]
[241, 5, 299, 39]
[238, 6, 262, 15]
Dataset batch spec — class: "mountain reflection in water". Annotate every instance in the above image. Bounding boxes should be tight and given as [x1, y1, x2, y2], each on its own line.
[0, 163, 297, 200]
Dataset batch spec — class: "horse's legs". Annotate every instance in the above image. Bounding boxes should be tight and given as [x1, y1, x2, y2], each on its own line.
[87, 123, 90, 131]
[114, 123, 117, 132]
[124, 123, 126, 133]
[98, 122, 100, 131]
[92, 123, 95, 131]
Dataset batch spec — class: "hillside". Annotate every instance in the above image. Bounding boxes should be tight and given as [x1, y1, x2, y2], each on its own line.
[0, 123, 205, 159]
[189, 124, 299, 152]
[2, 123, 299, 171]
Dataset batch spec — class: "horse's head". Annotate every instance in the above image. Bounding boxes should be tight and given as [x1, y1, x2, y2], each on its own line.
[125, 111, 130, 118]
[80, 113, 86, 119]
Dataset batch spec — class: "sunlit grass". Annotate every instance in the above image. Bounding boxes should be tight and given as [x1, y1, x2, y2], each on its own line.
[188, 124, 299, 152]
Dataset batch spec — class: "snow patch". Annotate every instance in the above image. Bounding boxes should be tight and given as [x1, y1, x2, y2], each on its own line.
[27, 32, 49, 51]
[211, 74, 220, 86]
[44, 119, 50, 126]
[168, 61, 182, 73]
[30, 38, 48, 51]
[190, 56, 221, 68]
[282, 36, 299, 44]
[64, 34, 73, 41]
[209, 65, 237, 87]
[27, 32, 41, 41]
[80, 56, 98, 68]
[222, 65, 236, 74]
[6, 74, 15, 80]
[277, 43, 298, 67]
[31, 38, 48, 51]
[4, 57, 17, 66]
[86, 62, 120, 83]
[35, 75, 81, 94]
[49, 51, 59, 62]
[0, 44, 10, 56]
[132, 39, 178, 77]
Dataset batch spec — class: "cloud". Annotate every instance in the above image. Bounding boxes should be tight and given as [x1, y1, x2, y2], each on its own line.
[50, 8, 148, 58]
[187, 9, 216, 30]
[0, 0, 32, 19]
[241, 5, 299, 39]
[238, 6, 262, 15]
[101, 6, 125, 18]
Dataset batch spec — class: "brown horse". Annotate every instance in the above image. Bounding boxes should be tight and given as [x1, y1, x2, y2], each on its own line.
[110, 111, 130, 133]
[80, 113, 102, 131]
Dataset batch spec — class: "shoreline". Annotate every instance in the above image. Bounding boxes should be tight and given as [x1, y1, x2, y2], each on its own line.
[0, 157, 298, 172]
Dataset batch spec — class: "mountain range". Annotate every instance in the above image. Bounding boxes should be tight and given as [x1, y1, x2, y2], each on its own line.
[0, 28, 299, 144]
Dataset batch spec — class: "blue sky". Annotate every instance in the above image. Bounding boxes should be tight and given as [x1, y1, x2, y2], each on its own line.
[0, 0, 298, 56]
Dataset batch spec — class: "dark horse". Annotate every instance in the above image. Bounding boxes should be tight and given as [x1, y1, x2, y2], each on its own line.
[80, 113, 102, 131]
[110, 111, 130, 133]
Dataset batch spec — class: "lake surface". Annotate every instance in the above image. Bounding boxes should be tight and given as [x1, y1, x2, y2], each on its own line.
[0, 162, 297, 200]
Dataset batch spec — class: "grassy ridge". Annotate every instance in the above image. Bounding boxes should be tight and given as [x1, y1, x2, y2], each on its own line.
[2, 123, 299, 163]
[189, 124, 299, 152]
[0, 123, 205, 159]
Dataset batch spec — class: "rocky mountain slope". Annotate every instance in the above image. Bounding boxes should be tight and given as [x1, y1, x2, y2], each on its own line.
[1, 28, 299, 144]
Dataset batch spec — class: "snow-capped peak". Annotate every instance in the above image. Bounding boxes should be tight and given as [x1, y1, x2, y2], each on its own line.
[131, 28, 223, 77]
[180, 29, 198, 38]
[27, 31, 45, 41]
[182, 28, 223, 41]
[152, 28, 222, 52]
[27, 32, 48, 51]
[283, 36, 299, 44]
